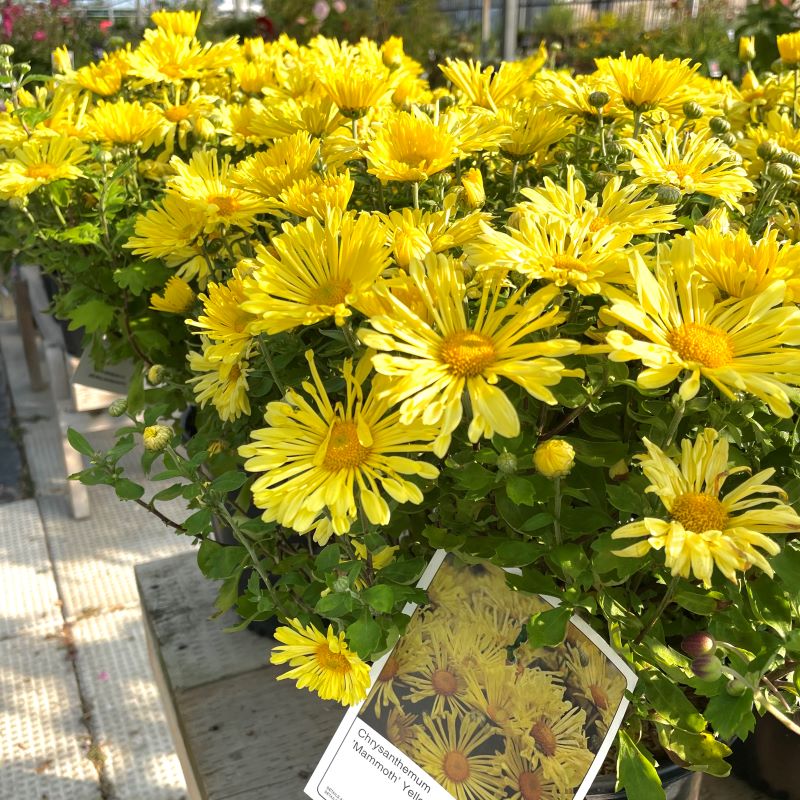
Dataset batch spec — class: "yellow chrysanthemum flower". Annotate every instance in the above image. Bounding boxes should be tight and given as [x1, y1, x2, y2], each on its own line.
[498, 102, 573, 162]
[216, 100, 268, 150]
[412, 711, 507, 800]
[124, 194, 209, 283]
[366, 111, 457, 184]
[688, 224, 800, 302]
[168, 149, 271, 231]
[0, 136, 88, 199]
[532, 70, 623, 120]
[739, 36, 756, 63]
[238, 352, 440, 541]
[440, 58, 534, 112]
[604, 247, 800, 417]
[240, 211, 391, 333]
[777, 32, 800, 67]
[498, 738, 563, 800]
[612, 429, 800, 586]
[150, 276, 196, 314]
[276, 171, 354, 219]
[359, 254, 581, 455]
[598, 53, 699, 112]
[625, 128, 753, 210]
[250, 96, 344, 140]
[187, 346, 251, 422]
[565, 644, 627, 735]
[317, 64, 393, 117]
[150, 9, 202, 37]
[85, 99, 166, 149]
[461, 168, 485, 208]
[270, 618, 370, 706]
[75, 50, 129, 96]
[153, 84, 216, 154]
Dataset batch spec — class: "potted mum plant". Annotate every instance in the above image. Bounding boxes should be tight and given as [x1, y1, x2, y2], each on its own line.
[3, 12, 800, 798]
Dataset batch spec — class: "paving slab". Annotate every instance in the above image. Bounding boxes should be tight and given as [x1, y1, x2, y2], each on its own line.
[72, 607, 187, 800]
[0, 498, 62, 640]
[0, 629, 101, 800]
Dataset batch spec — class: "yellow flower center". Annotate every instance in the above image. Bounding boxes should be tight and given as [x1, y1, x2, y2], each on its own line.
[486, 703, 511, 726]
[228, 364, 241, 382]
[665, 162, 697, 191]
[26, 163, 57, 179]
[670, 492, 728, 532]
[315, 642, 352, 673]
[531, 720, 557, 757]
[378, 656, 399, 682]
[590, 684, 609, 711]
[311, 278, 352, 307]
[160, 62, 183, 78]
[431, 668, 459, 696]
[165, 105, 191, 122]
[207, 194, 240, 216]
[589, 215, 611, 232]
[667, 322, 734, 368]
[323, 420, 370, 471]
[518, 771, 543, 800]
[439, 331, 496, 377]
[443, 750, 470, 783]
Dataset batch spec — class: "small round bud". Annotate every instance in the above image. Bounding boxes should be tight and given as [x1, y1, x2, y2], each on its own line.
[681, 632, 716, 658]
[108, 398, 128, 417]
[588, 90, 610, 109]
[605, 141, 625, 157]
[719, 132, 738, 148]
[691, 654, 723, 681]
[497, 451, 518, 475]
[725, 677, 748, 697]
[205, 237, 224, 254]
[533, 439, 575, 479]
[553, 149, 570, 164]
[551, 41, 562, 51]
[768, 162, 794, 183]
[682, 101, 704, 120]
[146, 364, 165, 385]
[709, 116, 731, 135]
[777, 151, 800, 170]
[437, 95, 456, 111]
[7, 196, 27, 210]
[757, 140, 781, 161]
[142, 424, 172, 453]
[655, 185, 682, 205]
[592, 171, 614, 189]
[0, 44, 14, 57]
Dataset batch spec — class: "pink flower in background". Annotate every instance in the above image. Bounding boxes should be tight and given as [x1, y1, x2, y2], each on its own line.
[312, 0, 330, 22]
[295, 15, 307, 25]
[1, 4, 22, 38]
[98, 19, 112, 31]
[49, 0, 70, 7]
[33, 29, 46, 40]
[332, 0, 346, 12]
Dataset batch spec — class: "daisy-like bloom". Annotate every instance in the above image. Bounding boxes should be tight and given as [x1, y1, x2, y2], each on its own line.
[0, 135, 88, 199]
[604, 248, 800, 417]
[462, 664, 528, 731]
[441, 106, 509, 156]
[317, 64, 393, 118]
[497, 102, 574, 163]
[385, 708, 419, 750]
[230, 131, 319, 198]
[532, 70, 623, 121]
[168, 149, 271, 231]
[688, 224, 800, 302]
[187, 345, 251, 422]
[612, 429, 800, 587]
[238, 352, 440, 541]
[777, 32, 800, 67]
[150, 9, 201, 37]
[516, 166, 679, 238]
[75, 50, 129, 96]
[564, 645, 627, 735]
[360, 254, 581, 455]
[240, 211, 391, 333]
[467, 211, 642, 296]
[625, 128, 753, 210]
[187, 270, 256, 364]
[251, 96, 344, 141]
[150, 276, 196, 314]
[124, 194, 209, 283]
[461, 168, 485, 208]
[270, 617, 370, 706]
[85, 99, 166, 149]
[440, 58, 533, 112]
[597, 53, 699, 112]
[276, 171, 354, 219]
[411, 711, 506, 800]
[497, 738, 565, 800]
[217, 100, 269, 151]
[153, 84, 216, 155]
[366, 111, 457, 184]
[364, 624, 426, 717]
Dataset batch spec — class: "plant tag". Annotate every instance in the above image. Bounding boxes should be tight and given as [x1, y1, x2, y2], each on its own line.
[306, 551, 638, 800]
[71, 350, 134, 394]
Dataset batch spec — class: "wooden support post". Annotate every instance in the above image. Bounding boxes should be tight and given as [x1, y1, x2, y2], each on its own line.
[14, 278, 46, 392]
[503, 0, 519, 62]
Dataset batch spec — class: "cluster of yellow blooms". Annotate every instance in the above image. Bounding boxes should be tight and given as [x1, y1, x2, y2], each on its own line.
[5, 11, 800, 706]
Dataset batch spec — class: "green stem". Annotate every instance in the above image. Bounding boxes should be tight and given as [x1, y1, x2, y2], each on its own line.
[632, 108, 643, 141]
[598, 111, 607, 158]
[510, 160, 519, 198]
[662, 396, 686, 449]
[634, 575, 680, 645]
[258, 335, 286, 395]
[412, 181, 419, 209]
[553, 477, 563, 546]
[794, 68, 798, 128]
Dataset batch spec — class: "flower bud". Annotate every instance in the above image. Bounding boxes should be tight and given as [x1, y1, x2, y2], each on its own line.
[533, 439, 575, 479]
[681, 631, 715, 658]
[393, 224, 432, 268]
[7, 196, 27, 210]
[204, 236, 224, 254]
[460, 168, 485, 209]
[757, 140, 781, 161]
[96, 150, 114, 164]
[381, 36, 404, 69]
[655, 185, 682, 205]
[497, 451, 518, 475]
[142, 424, 172, 453]
[691, 654, 723, 681]
[739, 36, 756, 63]
[726, 677, 748, 697]
[553, 149, 570, 164]
[682, 101, 704, 120]
[777, 151, 800, 170]
[108, 398, 128, 417]
[768, 162, 794, 183]
[719, 132, 738, 148]
[0, 44, 14, 57]
[588, 90, 609, 109]
[194, 117, 216, 140]
[709, 116, 730, 135]
[146, 364, 165, 385]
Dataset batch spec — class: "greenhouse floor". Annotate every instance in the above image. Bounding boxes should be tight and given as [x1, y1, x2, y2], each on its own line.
[0, 302, 776, 800]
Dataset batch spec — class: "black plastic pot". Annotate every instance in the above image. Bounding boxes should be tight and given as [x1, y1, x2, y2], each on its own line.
[588, 763, 697, 799]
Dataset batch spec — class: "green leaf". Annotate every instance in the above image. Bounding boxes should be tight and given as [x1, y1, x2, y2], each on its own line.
[607, 483, 645, 515]
[315, 544, 342, 574]
[452, 462, 496, 491]
[380, 558, 425, 584]
[642, 671, 706, 732]
[114, 479, 144, 500]
[184, 508, 213, 535]
[616, 731, 666, 800]
[526, 605, 572, 648]
[67, 428, 95, 458]
[655, 725, 731, 778]
[494, 540, 543, 567]
[704, 690, 756, 741]
[197, 540, 247, 579]
[346, 615, 382, 658]
[315, 592, 356, 617]
[506, 476, 537, 506]
[748, 575, 792, 636]
[211, 471, 248, 493]
[549, 543, 590, 581]
[674, 585, 721, 616]
[213, 573, 241, 616]
[151, 483, 185, 502]
[362, 584, 395, 613]
[422, 526, 466, 549]
[771, 541, 800, 603]
[67, 300, 115, 334]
